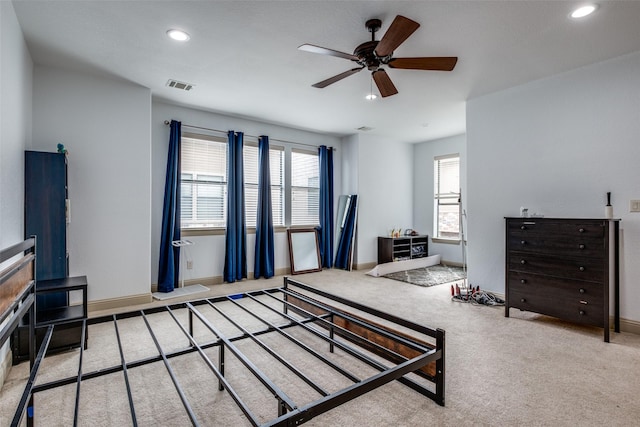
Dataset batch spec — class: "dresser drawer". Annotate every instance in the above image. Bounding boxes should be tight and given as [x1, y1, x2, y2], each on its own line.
[508, 286, 604, 327]
[508, 272, 604, 304]
[508, 252, 604, 282]
[507, 220, 605, 238]
[507, 234, 604, 258]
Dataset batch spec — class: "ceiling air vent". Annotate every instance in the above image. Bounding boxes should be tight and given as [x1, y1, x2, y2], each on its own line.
[166, 79, 194, 91]
[356, 126, 374, 132]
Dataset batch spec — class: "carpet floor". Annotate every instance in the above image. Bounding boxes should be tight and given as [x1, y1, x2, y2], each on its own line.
[1, 269, 639, 426]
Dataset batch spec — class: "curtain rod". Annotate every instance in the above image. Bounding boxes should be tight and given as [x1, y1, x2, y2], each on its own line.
[163, 120, 334, 150]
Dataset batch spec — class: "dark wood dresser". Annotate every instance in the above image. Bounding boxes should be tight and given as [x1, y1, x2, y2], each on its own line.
[505, 217, 620, 342]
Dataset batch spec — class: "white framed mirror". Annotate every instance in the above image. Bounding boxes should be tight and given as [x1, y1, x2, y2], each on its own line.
[287, 228, 322, 274]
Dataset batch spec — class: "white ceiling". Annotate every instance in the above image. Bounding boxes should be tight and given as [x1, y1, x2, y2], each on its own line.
[12, 1, 640, 143]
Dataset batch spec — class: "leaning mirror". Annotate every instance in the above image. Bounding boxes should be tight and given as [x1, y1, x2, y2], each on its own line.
[287, 228, 322, 274]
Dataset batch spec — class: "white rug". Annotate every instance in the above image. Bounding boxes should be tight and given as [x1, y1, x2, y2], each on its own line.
[366, 254, 441, 277]
[152, 284, 209, 301]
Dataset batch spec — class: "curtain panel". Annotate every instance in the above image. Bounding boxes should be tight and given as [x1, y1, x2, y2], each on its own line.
[318, 145, 334, 268]
[157, 120, 181, 292]
[224, 131, 247, 282]
[254, 136, 275, 278]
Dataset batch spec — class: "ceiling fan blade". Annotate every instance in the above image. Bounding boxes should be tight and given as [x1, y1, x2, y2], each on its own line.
[375, 15, 420, 58]
[298, 44, 359, 61]
[312, 67, 364, 88]
[372, 69, 398, 97]
[388, 57, 458, 71]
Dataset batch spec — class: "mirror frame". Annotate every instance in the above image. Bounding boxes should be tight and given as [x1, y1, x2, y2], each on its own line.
[287, 228, 322, 275]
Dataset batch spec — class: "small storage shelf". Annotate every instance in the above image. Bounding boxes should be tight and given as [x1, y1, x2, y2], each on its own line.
[12, 275, 88, 364]
[378, 235, 429, 264]
[35, 275, 88, 324]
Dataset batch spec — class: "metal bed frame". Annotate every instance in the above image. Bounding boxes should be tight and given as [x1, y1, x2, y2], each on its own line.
[3, 265, 445, 426]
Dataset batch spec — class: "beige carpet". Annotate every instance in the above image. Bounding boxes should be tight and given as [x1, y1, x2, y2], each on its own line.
[1, 269, 639, 426]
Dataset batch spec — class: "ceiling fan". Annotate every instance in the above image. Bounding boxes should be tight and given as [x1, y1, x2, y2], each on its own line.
[298, 15, 457, 98]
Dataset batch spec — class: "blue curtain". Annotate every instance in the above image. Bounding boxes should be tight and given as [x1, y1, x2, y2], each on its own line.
[318, 146, 334, 268]
[157, 120, 181, 292]
[254, 136, 275, 279]
[335, 195, 358, 270]
[224, 131, 247, 282]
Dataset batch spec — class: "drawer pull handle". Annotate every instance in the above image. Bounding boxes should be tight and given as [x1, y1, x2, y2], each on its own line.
[579, 266, 585, 271]
[520, 298, 526, 303]
[520, 225, 526, 230]
[580, 300, 588, 305]
[579, 244, 585, 249]
[579, 310, 585, 315]
[579, 288, 585, 294]
[520, 279, 527, 284]
[521, 240, 526, 245]
[579, 228, 585, 233]
[520, 259, 526, 264]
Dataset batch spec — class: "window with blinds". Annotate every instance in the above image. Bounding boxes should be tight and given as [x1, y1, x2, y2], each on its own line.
[180, 133, 284, 229]
[243, 143, 284, 227]
[434, 154, 460, 239]
[291, 149, 319, 226]
[181, 134, 228, 228]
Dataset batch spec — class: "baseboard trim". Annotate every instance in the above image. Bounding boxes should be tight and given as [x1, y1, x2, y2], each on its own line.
[88, 293, 152, 314]
[355, 262, 376, 271]
[150, 268, 291, 293]
[619, 317, 640, 335]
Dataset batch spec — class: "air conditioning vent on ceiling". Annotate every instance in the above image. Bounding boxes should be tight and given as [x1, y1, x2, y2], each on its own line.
[166, 79, 194, 91]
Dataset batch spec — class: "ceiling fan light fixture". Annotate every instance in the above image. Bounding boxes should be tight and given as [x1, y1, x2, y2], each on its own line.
[365, 93, 377, 100]
[167, 29, 190, 41]
[570, 4, 598, 19]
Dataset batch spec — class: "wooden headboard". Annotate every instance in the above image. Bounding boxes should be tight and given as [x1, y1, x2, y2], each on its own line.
[0, 238, 37, 358]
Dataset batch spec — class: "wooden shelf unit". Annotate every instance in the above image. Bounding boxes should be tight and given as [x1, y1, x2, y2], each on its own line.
[378, 235, 429, 264]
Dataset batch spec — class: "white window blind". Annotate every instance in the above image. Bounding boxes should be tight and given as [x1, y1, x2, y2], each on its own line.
[291, 149, 319, 226]
[434, 154, 460, 239]
[243, 143, 284, 227]
[181, 134, 228, 228]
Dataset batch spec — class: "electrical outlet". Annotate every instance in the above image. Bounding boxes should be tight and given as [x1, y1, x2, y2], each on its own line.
[630, 200, 640, 213]
[186, 260, 193, 269]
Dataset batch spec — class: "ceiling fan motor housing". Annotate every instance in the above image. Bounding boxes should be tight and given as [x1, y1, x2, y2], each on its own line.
[354, 41, 382, 70]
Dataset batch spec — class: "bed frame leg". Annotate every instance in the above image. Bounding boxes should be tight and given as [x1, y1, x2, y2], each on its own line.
[218, 345, 225, 391]
[435, 328, 446, 406]
[277, 398, 287, 417]
[329, 314, 335, 353]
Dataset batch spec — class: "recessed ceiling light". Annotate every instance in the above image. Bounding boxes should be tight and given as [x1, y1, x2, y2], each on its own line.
[167, 29, 190, 41]
[365, 94, 377, 100]
[570, 4, 598, 19]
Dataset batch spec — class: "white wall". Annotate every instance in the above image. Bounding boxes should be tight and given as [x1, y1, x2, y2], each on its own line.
[151, 101, 342, 284]
[0, 1, 32, 249]
[467, 51, 640, 323]
[0, 0, 33, 388]
[355, 134, 414, 265]
[413, 134, 466, 264]
[32, 66, 152, 302]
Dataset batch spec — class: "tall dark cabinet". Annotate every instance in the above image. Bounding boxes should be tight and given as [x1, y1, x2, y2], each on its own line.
[13, 151, 88, 364]
[25, 151, 68, 308]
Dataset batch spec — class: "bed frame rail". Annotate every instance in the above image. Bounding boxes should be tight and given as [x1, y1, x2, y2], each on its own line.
[10, 275, 445, 426]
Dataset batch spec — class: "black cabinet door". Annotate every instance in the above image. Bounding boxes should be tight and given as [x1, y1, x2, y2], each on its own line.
[25, 151, 68, 308]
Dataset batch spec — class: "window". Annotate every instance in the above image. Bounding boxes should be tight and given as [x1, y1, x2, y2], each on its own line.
[291, 149, 319, 226]
[243, 143, 284, 228]
[180, 133, 285, 229]
[434, 154, 460, 240]
[181, 134, 227, 228]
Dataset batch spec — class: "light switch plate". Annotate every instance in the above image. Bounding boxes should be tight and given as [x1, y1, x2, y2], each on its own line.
[630, 200, 640, 212]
